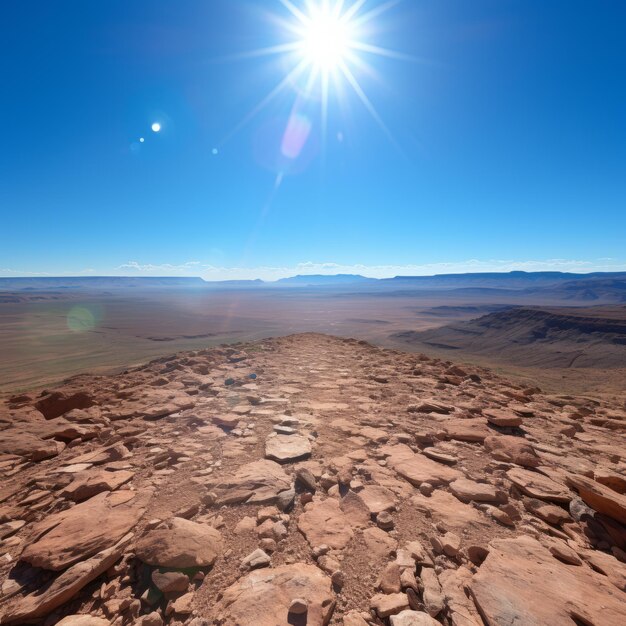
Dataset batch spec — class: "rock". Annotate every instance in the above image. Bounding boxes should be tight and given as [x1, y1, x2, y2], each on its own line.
[383, 444, 462, 487]
[242, 548, 271, 569]
[363, 526, 397, 558]
[449, 478, 502, 503]
[212, 564, 335, 626]
[483, 435, 539, 467]
[0, 429, 61, 461]
[523, 498, 571, 525]
[152, 570, 189, 593]
[0, 533, 132, 624]
[484, 408, 522, 427]
[358, 485, 396, 514]
[378, 562, 402, 593]
[265, 434, 312, 463]
[212, 459, 292, 505]
[56, 618, 111, 626]
[135, 517, 223, 568]
[583, 549, 626, 592]
[20, 491, 148, 571]
[371, 592, 410, 618]
[411, 491, 488, 532]
[506, 468, 570, 503]
[211, 415, 240, 429]
[339, 491, 371, 527]
[296, 467, 317, 491]
[289, 598, 308, 614]
[567, 474, 626, 524]
[135, 613, 163, 626]
[421, 568, 444, 616]
[439, 567, 483, 626]
[298, 498, 353, 549]
[471, 536, 626, 625]
[390, 611, 441, 626]
[170, 591, 194, 615]
[376, 510, 394, 530]
[442, 419, 491, 443]
[343, 611, 370, 626]
[62, 469, 134, 501]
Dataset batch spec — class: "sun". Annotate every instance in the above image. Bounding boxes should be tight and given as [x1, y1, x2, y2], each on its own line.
[298, 5, 354, 72]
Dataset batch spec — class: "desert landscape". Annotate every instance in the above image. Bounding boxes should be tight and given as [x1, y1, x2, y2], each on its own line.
[3, 0, 625, 623]
[1, 273, 625, 625]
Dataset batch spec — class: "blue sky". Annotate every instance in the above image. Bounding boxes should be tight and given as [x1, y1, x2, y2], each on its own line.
[1, 0, 625, 280]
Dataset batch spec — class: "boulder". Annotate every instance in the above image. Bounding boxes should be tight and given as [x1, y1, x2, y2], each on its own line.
[383, 444, 461, 487]
[483, 435, 539, 467]
[506, 468, 570, 503]
[62, 469, 134, 502]
[567, 474, 626, 524]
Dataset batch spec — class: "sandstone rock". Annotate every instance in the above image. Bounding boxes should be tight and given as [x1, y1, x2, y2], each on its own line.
[471, 535, 626, 625]
[265, 434, 312, 463]
[20, 491, 148, 571]
[483, 434, 539, 467]
[421, 567, 444, 616]
[567, 474, 626, 524]
[371, 592, 409, 618]
[0, 533, 132, 624]
[390, 611, 441, 626]
[212, 564, 335, 626]
[242, 548, 271, 569]
[62, 469, 134, 502]
[506, 468, 570, 503]
[523, 497, 571, 525]
[135, 517, 223, 568]
[358, 485, 396, 514]
[450, 478, 502, 503]
[484, 408, 522, 427]
[363, 526, 397, 558]
[442, 419, 491, 443]
[339, 491, 371, 528]
[152, 570, 189, 593]
[212, 459, 292, 505]
[383, 444, 461, 487]
[439, 566, 483, 626]
[0, 429, 60, 461]
[298, 498, 353, 549]
[55, 616, 111, 626]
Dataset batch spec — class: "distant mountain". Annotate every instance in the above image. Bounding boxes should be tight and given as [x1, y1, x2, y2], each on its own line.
[275, 274, 374, 286]
[392, 305, 626, 368]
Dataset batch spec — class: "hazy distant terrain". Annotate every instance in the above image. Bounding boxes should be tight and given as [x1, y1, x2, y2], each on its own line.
[1, 272, 626, 393]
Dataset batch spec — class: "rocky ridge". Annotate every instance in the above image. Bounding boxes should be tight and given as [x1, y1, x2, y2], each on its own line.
[0, 333, 624, 625]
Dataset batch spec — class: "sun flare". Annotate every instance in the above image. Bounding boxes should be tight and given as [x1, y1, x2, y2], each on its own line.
[298, 5, 354, 71]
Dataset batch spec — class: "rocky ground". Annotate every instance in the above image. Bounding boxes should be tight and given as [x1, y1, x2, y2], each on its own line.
[0, 333, 625, 626]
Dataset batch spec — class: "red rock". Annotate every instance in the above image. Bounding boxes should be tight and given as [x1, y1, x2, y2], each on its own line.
[483, 434, 539, 467]
[212, 564, 335, 626]
[383, 444, 462, 487]
[567, 474, 626, 524]
[298, 498, 353, 550]
[20, 491, 149, 571]
[471, 536, 626, 626]
[506, 467, 570, 503]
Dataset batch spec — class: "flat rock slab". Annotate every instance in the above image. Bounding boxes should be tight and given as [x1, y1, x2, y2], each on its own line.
[20, 491, 149, 571]
[265, 434, 312, 463]
[484, 408, 523, 427]
[212, 459, 292, 505]
[506, 468, 570, 503]
[0, 533, 133, 624]
[298, 498, 354, 550]
[383, 444, 462, 487]
[62, 469, 134, 502]
[358, 485, 397, 514]
[441, 419, 491, 443]
[483, 434, 539, 467]
[411, 491, 488, 532]
[567, 474, 626, 524]
[135, 517, 223, 568]
[212, 563, 335, 626]
[0, 429, 61, 462]
[450, 479, 501, 503]
[471, 536, 626, 626]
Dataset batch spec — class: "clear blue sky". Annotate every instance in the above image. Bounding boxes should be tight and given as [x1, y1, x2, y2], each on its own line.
[1, 0, 625, 279]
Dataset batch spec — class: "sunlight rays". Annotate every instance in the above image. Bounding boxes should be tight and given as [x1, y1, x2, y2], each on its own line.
[219, 0, 411, 177]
